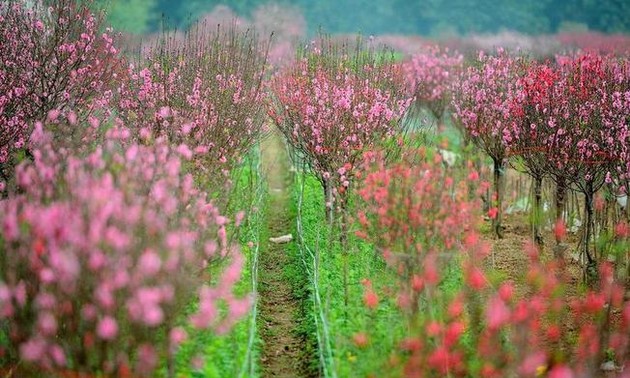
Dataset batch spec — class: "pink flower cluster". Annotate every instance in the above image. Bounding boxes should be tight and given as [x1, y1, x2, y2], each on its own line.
[451, 49, 526, 238]
[452, 49, 525, 156]
[357, 149, 484, 311]
[451, 50, 629, 245]
[0, 0, 121, 168]
[0, 118, 249, 374]
[403, 45, 463, 120]
[552, 53, 627, 182]
[468, 247, 630, 378]
[512, 53, 629, 180]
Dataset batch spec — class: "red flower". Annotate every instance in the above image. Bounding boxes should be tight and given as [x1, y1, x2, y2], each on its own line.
[486, 296, 510, 330]
[498, 282, 514, 302]
[444, 321, 465, 347]
[548, 365, 574, 378]
[411, 275, 424, 292]
[363, 290, 379, 310]
[448, 296, 464, 318]
[468, 170, 480, 181]
[546, 324, 561, 341]
[465, 266, 486, 290]
[554, 219, 567, 241]
[487, 207, 498, 220]
[614, 221, 629, 238]
[353, 332, 369, 348]
[582, 292, 605, 314]
[426, 321, 441, 337]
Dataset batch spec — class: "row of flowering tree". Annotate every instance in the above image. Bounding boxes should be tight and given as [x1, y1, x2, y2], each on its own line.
[1, 117, 249, 375]
[0, 0, 269, 375]
[413, 47, 630, 283]
[509, 53, 630, 276]
[451, 49, 527, 240]
[355, 147, 630, 377]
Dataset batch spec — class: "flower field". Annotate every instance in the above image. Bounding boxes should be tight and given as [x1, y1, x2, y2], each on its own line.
[1, 1, 629, 377]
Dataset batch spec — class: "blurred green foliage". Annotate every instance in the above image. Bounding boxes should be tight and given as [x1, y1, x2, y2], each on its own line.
[100, 0, 156, 34]
[99, 0, 630, 36]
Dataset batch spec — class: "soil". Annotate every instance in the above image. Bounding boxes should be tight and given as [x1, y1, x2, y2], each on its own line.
[258, 133, 310, 377]
[487, 210, 627, 376]
[488, 212, 582, 294]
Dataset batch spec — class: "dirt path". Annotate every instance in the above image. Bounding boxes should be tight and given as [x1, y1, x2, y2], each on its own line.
[258, 133, 308, 377]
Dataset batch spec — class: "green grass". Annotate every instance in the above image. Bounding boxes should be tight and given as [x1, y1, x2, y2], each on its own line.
[292, 173, 407, 376]
[275, 175, 321, 376]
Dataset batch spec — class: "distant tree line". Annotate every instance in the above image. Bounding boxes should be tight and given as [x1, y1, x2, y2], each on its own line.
[101, 0, 630, 36]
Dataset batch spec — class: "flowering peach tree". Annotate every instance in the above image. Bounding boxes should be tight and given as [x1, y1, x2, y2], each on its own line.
[355, 149, 630, 377]
[548, 53, 629, 281]
[269, 38, 412, 222]
[115, 25, 269, 192]
[452, 50, 528, 239]
[0, 0, 122, 194]
[0, 117, 249, 375]
[403, 45, 463, 123]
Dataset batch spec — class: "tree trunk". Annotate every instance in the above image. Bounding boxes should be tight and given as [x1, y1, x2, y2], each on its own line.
[340, 199, 349, 309]
[583, 183, 598, 286]
[323, 178, 334, 226]
[492, 158, 505, 239]
[532, 175, 544, 246]
[555, 177, 567, 246]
